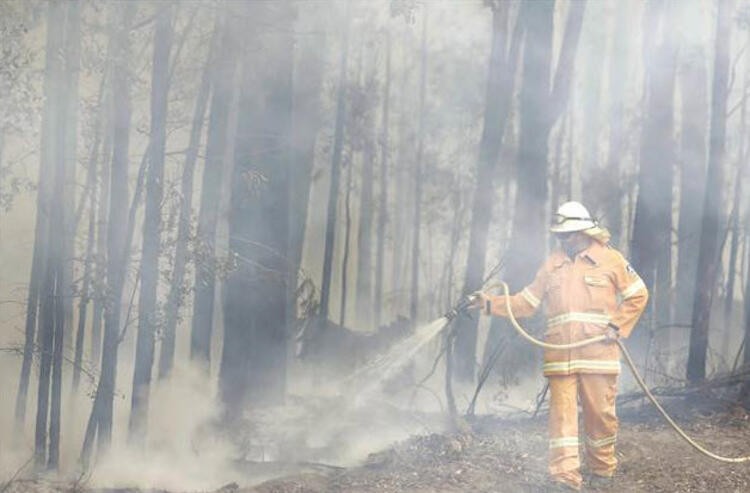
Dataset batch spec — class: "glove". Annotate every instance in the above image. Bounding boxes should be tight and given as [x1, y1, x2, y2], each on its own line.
[469, 291, 490, 314]
[605, 323, 620, 342]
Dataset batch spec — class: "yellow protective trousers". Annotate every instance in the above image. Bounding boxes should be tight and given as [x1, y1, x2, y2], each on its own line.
[548, 373, 618, 489]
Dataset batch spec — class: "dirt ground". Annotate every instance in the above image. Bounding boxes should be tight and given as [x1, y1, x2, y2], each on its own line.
[245, 405, 750, 493]
[6, 403, 750, 493]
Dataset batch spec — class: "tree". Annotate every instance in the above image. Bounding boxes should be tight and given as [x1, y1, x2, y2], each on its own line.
[686, 0, 733, 383]
[630, 0, 679, 357]
[190, 5, 240, 368]
[129, 3, 174, 444]
[81, 2, 136, 463]
[14, 0, 60, 432]
[319, 0, 352, 328]
[453, 1, 521, 381]
[220, 0, 293, 415]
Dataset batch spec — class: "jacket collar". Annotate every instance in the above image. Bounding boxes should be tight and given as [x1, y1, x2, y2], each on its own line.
[550, 241, 603, 268]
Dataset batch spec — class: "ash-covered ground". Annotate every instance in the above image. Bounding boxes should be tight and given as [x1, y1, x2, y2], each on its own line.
[6, 402, 750, 493]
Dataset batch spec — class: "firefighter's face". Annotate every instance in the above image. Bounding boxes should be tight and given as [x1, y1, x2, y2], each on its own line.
[556, 231, 590, 251]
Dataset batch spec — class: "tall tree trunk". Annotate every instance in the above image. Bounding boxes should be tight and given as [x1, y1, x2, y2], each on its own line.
[454, 1, 518, 380]
[374, 29, 391, 329]
[410, 7, 428, 325]
[129, 4, 174, 444]
[37, 0, 73, 468]
[686, 0, 733, 383]
[60, 0, 81, 353]
[80, 3, 136, 464]
[675, 47, 708, 327]
[190, 6, 238, 368]
[630, 0, 678, 356]
[15, 0, 62, 431]
[50, 2, 80, 468]
[159, 17, 216, 380]
[220, 0, 293, 415]
[319, 0, 352, 328]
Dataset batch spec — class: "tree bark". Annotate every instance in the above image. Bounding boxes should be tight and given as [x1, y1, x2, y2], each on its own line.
[220, 0, 293, 415]
[80, 3, 136, 462]
[454, 1, 518, 381]
[190, 6, 238, 368]
[686, 0, 733, 383]
[129, 3, 173, 445]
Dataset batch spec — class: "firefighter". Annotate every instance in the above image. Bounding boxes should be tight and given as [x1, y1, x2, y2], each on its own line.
[474, 201, 649, 491]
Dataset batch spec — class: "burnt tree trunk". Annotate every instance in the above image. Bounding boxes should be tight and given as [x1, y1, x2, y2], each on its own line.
[190, 8, 238, 368]
[80, 3, 136, 464]
[220, 1, 293, 415]
[129, 4, 174, 444]
[15, 0, 62, 432]
[686, 0, 733, 383]
[630, 0, 678, 356]
[454, 1, 516, 380]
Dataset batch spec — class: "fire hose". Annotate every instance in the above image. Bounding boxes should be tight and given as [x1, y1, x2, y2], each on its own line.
[489, 280, 750, 463]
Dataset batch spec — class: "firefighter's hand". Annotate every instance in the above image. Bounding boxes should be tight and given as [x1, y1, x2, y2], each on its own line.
[469, 291, 489, 310]
[604, 324, 620, 342]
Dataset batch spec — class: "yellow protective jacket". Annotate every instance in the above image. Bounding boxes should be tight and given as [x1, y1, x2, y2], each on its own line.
[485, 241, 649, 376]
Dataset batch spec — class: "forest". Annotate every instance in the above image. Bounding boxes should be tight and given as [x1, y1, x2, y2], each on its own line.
[2, 0, 750, 491]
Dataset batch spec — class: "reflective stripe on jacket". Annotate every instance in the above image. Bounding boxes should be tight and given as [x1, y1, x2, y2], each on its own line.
[486, 241, 649, 376]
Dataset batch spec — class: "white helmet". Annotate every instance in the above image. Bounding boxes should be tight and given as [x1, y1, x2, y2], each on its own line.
[550, 201, 597, 233]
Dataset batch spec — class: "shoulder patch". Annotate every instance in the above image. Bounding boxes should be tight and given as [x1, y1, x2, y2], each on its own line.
[626, 263, 636, 275]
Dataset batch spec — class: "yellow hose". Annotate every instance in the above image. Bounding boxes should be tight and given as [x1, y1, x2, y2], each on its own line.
[497, 280, 750, 463]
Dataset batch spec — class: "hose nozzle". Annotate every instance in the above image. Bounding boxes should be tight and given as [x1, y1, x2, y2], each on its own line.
[445, 293, 479, 321]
